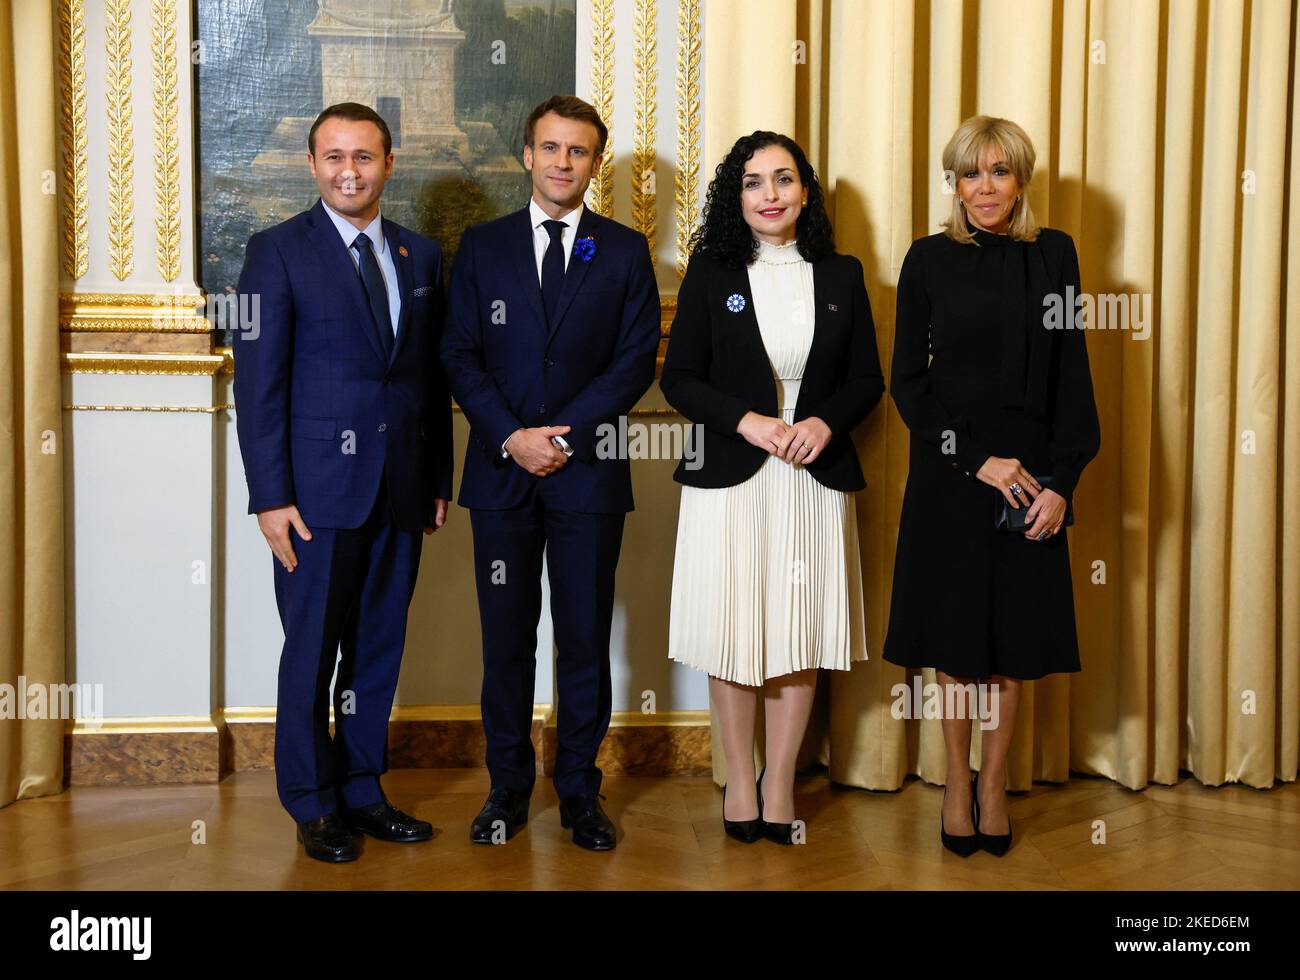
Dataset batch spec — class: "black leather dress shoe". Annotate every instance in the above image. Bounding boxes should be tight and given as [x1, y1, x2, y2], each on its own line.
[470, 788, 530, 844]
[343, 801, 434, 843]
[558, 793, 617, 851]
[296, 812, 358, 863]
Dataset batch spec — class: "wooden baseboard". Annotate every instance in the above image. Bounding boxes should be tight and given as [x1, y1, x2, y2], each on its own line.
[64, 706, 712, 785]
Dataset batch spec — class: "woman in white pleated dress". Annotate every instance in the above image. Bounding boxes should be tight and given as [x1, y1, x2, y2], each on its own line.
[660, 132, 884, 844]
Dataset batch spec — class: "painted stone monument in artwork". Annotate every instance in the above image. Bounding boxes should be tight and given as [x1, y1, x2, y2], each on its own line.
[250, 0, 516, 224]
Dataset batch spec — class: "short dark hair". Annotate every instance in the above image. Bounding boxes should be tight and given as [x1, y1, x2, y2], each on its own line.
[523, 95, 608, 156]
[308, 102, 392, 157]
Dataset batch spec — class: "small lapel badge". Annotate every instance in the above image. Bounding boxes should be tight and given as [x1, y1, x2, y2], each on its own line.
[398, 245, 409, 257]
[574, 235, 597, 262]
[726, 293, 746, 313]
[827, 303, 838, 312]
[413, 285, 434, 297]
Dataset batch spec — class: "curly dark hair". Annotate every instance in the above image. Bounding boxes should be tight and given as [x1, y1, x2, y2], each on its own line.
[689, 131, 834, 268]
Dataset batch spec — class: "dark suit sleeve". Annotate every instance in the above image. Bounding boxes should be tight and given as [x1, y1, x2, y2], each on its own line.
[232, 230, 296, 514]
[889, 239, 991, 476]
[659, 255, 751, 438]
[804, 256, 884, 440]
[423, 245, 455, 505]
[440, 227, 525, 462]
[550, 233, 661, 462]
[1047, 233, 1100, 502]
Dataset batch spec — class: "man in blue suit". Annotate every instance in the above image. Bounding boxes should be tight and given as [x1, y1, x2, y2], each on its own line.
[234, 103, 453, 862]
[442, 95, 660, 850]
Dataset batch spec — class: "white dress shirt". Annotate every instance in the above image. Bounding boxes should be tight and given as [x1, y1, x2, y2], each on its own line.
[502, 198, 583, 459]
[529, 196, 583, 278]
[321, 199, 401, 336]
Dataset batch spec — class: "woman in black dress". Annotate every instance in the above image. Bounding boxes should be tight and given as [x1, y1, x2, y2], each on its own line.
[883, 116, 1100, 857]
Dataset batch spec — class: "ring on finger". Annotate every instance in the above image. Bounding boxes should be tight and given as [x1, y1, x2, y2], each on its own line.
[1010, 482, 1023, 496]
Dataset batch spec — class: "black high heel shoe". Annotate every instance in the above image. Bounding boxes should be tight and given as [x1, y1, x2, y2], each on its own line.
[973, 770, 1012, 856]
[721, 779, 762, 843]
[757, 766, 795, 845]
[940, 776, 979, 857]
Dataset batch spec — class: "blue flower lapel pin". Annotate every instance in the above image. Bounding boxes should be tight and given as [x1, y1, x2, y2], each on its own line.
[726, 293, 746, 313]
[574, 235, 597, 262]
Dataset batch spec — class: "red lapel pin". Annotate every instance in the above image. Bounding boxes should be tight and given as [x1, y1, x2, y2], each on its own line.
[398, 245, 409, 257]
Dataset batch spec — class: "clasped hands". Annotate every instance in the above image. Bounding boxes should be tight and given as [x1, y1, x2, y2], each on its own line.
[975, 456, 1067, 541]
[737, 411, 831, 466]
[505, 425, 572, 477]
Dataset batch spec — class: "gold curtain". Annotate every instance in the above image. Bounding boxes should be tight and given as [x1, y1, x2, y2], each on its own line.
[0, 0, 65, 808]
[704, 0, 1299, 792]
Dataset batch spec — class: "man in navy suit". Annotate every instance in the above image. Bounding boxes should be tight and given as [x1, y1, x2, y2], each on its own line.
[442, 95, 660, 850]
[234, 103, 453, 862]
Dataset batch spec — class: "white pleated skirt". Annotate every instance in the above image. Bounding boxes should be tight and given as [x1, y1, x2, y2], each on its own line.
[667, 397, 869, 687]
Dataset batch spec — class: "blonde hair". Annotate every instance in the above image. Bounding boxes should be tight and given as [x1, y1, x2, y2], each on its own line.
[941, 115, 1040, 244]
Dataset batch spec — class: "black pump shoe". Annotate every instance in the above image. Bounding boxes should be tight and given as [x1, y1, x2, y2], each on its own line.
[757, 767, 796, 845]
[973, 771, 1012, 856]
[722, 780, 762, 843]
[939, 776, 978, 857]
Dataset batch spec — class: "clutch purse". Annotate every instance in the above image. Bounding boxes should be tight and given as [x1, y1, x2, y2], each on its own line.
[994, 475, 1074, 533]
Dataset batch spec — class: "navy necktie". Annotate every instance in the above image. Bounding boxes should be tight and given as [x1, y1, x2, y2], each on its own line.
[352, 232, 394, 362]
[540, 219, 567, 325]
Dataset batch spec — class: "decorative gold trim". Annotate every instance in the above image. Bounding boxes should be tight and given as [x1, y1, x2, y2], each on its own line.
[631, 0, 658, 261]
[152, 0, 181, 282]
[589, 0, 615, 217]
[62, 316, 211, 332]
[105, 0, 135, 281]
[60, 292, 205, 306]
[674, 0, 702, 280]
[67, 714, 220, 736]
[62, 352, 226, 375]
[64, 404, 231, 413]
[611, 709, 710, 727]
[58, 0, 89, 279]
[61, 290, 210, 332]
[220, 704, 555, 725]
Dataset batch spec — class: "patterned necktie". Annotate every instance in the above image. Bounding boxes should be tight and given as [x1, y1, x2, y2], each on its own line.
[541, 219, 567, 326]
[352, 232, 394, 362]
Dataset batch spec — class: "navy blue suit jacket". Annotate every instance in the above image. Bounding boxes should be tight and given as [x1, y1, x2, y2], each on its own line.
[441, 205, 661, 513]
[233, 198, 454, 533]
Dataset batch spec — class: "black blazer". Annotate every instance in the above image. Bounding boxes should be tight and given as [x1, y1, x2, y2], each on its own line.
[660, 248, 884, 491]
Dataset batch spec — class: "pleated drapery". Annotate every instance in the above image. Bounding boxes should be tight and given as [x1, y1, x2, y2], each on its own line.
[0, 0, 65, 809]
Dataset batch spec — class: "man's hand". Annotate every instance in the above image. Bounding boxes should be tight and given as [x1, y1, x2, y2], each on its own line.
[257, 504, 312, 572]
[505, 425, 572, 477]
[424, 498, 449, 535]
[774, 416, 832, 465]
[737, 411, 791, 454]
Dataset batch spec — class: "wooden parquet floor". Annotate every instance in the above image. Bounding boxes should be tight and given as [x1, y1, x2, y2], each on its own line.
[1, 769, 1297, 890]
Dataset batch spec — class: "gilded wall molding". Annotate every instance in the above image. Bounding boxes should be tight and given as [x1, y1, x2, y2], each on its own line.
[60, 291, 204, 306]
[674, 0, 701, 280]
[63, 404, 233, 413]
[151, 0, 182, 282]
[62, 351, 226, 375]
[58, 0, 89, 279]
[105, 0, 135, 282]
[589, 0, 616, 217]
[60, 291, 209, 333]
[631, 0, 658, 260]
